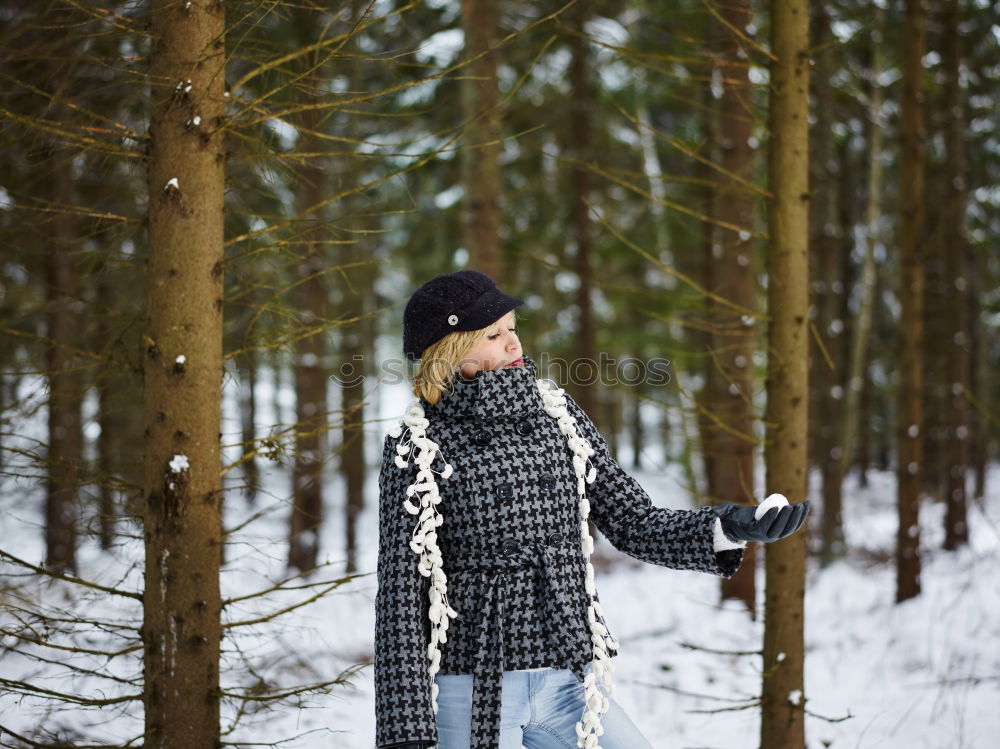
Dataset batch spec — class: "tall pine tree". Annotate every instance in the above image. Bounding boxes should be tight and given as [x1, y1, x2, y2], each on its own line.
[761, 0, 810, 745]
[142, 1, 226, 744]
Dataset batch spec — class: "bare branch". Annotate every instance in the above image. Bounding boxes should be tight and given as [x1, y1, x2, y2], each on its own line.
[0, 677, 139, 707]
[0, 549, 141, 600]
[224, 576, 363, 629]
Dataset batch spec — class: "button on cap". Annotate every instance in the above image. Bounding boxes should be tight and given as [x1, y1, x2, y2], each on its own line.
[473, 429, 491, 446]
[539, 474, 557, 490]
[501, 538, 519, 555]
[515, 418, 534, 436]
[547, 532, 565, 545]
[496, 482, 513, 499]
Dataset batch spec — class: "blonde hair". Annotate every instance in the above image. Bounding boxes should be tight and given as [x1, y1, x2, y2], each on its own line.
[411, 311, 517, 405]
[411, 330, 484, 405]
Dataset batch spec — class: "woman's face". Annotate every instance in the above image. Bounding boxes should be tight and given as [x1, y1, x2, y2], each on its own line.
[457, 311, 523, 378]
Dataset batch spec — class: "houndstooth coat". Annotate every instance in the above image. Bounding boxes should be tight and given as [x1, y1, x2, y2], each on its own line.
[374, 354, 744, 748]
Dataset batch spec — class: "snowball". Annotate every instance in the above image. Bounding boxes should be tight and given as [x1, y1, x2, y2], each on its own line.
[169, 454, 189, 473]
[164, 177, 179, 191]
[788, 689, 803, 706]
[755, 493, 789, 520]
[175, 354, 186, 365]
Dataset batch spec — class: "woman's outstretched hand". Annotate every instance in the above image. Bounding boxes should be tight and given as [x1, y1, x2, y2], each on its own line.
[711, 494, 810, 543]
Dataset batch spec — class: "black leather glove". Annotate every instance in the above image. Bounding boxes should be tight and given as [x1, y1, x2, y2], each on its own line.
[711, 499, 810, 543]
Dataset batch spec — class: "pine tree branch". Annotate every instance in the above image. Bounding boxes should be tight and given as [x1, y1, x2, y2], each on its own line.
[0, 549, 141, 600]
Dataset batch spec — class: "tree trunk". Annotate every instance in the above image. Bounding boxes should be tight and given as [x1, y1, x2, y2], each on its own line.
[341, 315, 366, 574]
[96, 259, 119, 550]
[239, 351, 259, 504]
[342, 6, 369, 575]
[568, 1, 597, 422]
[45, 143, 81, 574]
[968, 242, 986, 500]
[288, 35, 329, 574]
[142, 2, 225, 746]
[629, 379, 645, 471]
[461, 0, 502, 280]
[839, 12, 884, 501]
[896, 0, 928, 604]
[607, 388, 624, 463]
[810, 5, 846, 567]
[694, 75, 718, 505]
[921, 151, 947, 505]
[271, 352, 285, 436]
[761, 0, 810, 745]
[941, 0, 969, 550]
[288, 218, 328, 574]
[856, 343, 873, 488]
[636, 101, 669, 271]
[707, 0, 757, 612]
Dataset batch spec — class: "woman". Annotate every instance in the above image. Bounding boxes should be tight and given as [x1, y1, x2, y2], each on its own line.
[374, 270, 809, 749]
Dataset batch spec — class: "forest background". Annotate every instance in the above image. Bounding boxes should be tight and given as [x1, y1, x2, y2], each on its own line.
[1, 0, 998, 747]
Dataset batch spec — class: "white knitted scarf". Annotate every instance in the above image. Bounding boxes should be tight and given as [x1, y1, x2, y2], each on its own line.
[388, 377, 619, 749]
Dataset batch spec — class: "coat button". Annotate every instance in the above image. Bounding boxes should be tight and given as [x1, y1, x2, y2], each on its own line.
[546, 532, 564, 545]
[495, 482, 513, 500]
[473, 429, 491, 446]
[515, 418, 534, 436]
[501, 538, 519, 555]
[539, 474, 556, 490]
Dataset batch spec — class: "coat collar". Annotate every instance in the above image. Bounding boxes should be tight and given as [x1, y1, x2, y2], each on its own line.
[421, 353, 544, 421]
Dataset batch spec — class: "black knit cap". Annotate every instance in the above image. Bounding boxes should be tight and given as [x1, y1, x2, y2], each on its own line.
[403, 270, 524, 361]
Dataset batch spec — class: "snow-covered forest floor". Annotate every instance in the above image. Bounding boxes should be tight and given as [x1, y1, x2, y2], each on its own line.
[2, 371, 998, 749]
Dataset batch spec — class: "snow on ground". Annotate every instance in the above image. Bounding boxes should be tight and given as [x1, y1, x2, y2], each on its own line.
[1, 370, 998, 748]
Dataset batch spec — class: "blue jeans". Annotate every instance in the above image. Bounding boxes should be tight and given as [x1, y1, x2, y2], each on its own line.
[434, 664, 654, 749]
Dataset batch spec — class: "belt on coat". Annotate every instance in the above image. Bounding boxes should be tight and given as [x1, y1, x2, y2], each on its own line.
[446, 537, 590, 749]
